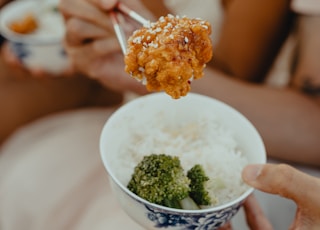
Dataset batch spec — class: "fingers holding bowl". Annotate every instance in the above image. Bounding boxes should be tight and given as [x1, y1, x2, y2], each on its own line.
[242, 195, 273, 230]
[242, 163, 320, 207]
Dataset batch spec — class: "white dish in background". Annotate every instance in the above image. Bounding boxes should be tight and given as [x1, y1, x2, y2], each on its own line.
[0, 0, 69, 74]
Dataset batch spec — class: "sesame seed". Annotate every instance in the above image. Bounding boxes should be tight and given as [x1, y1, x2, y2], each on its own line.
[141, 76, 147, 85]
[165, 23, 172, 29]
[144, 21, 151, 28]
[148, 42, 159, 48]
[138, 67, 145, 72]
[133, 37, 142, 44]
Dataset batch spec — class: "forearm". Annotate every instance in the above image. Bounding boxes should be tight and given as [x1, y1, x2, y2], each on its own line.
[192, 68, 320, 166]
[213, 0, 294, 82]
[292, 15, 320, 99]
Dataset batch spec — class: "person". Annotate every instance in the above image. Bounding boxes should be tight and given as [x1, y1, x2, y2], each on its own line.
[206, 163, 320, 230]
[0, 0, 319, 229]
[58, 0, 320, 228]
[0, 0, 123, 146]
[241, 163, 320, 229]
[59, 0, 320, 167]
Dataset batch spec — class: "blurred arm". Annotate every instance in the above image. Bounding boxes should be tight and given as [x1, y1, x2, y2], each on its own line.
[213, 0, 294, 82]
[291, 15, 320, 105]
[192, 68, 320, 166]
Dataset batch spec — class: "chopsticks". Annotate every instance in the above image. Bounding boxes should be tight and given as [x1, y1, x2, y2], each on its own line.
[116, 2, 149, 26]
[110, 2, 149, 55]
[109, 11, 127, 54]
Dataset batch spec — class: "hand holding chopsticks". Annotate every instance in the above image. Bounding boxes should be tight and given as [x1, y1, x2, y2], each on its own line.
[110, 2, 149, 54]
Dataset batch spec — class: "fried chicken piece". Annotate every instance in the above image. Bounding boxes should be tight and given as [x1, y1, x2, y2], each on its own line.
[124, 14, 213, 99]
[9, 13, 38, 34]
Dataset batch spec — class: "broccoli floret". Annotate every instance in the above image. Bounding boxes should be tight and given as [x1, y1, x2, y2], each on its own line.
[127, 154, 194, 209]
[187, 164, 212, 206]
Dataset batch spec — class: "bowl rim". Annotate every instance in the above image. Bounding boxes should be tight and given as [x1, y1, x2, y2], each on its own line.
[0, 0, 63, 45]
[100, 92, 266, 214]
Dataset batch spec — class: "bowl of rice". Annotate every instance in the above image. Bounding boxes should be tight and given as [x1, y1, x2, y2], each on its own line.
[100, 92, 266, 230]
[0, 0, 69, 74]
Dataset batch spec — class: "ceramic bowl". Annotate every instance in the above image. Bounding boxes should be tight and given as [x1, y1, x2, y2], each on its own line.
[0, 0, 69, 74]
[100, 92, 266, 230]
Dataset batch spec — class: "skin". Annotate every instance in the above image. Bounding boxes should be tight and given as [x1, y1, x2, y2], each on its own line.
[291, 15, 320, 103]
[59, 5, 320, 228]
[193, 13, 320, 166]
[242, 164, 320, 229]
[0, 0, 123, 145]
[0, 45, 123, 145]
[192, 67, 320, 166]
[213, 0, 294, 82]
[218, 194, 272, 230]
[19, 0, 318, 228]
[59, 0, 320, 166]
[59, 1, 320, 226]
[59, 0, 166, 94]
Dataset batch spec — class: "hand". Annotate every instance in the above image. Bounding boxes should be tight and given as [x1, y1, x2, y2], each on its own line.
[217, 194, 272, 230]
[242, 163, 320, 229]
[58, 0, 154, 94]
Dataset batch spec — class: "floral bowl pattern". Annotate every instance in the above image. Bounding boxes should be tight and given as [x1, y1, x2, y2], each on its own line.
[110, 177, 244, 230]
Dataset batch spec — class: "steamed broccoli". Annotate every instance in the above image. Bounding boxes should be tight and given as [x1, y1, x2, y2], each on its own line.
[127, 154, 198, 209]
[187, 164, 211, 206]
[127, 154, 217, 209]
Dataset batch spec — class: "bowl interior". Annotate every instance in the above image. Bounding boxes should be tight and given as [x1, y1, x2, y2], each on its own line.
[0, 0, 64, 44]
[100, 92, 266, 213]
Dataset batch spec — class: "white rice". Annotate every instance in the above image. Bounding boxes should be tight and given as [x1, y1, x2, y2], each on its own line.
[113, 115, 249, 207]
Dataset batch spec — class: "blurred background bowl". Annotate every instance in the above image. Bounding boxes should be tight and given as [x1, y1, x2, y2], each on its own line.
[0, 0, 69, 74]
[100, 92, 266, 230]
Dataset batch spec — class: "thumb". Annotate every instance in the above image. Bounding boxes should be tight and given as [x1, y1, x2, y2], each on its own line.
[242, 163, 320, 205]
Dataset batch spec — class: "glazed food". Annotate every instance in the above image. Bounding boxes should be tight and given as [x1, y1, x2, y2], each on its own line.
[124, 14, 213, 99]
[9, 14, 38, 34]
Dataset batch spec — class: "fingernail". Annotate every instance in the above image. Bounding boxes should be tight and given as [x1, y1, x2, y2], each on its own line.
[242, 164, 263, 182]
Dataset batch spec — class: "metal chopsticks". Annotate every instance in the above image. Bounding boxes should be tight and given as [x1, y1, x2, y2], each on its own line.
[116, 2, 149, 26]
[110, 2, 149, 55]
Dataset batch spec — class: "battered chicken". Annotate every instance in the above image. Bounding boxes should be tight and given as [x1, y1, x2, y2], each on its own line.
[9, 14, 38, 34]
[124, 14, 213, 99]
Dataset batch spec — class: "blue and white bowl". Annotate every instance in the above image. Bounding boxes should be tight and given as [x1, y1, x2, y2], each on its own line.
[100, 93, 266, 230]
[0, 0, 69, 74]
[109, 177, 244, 230]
